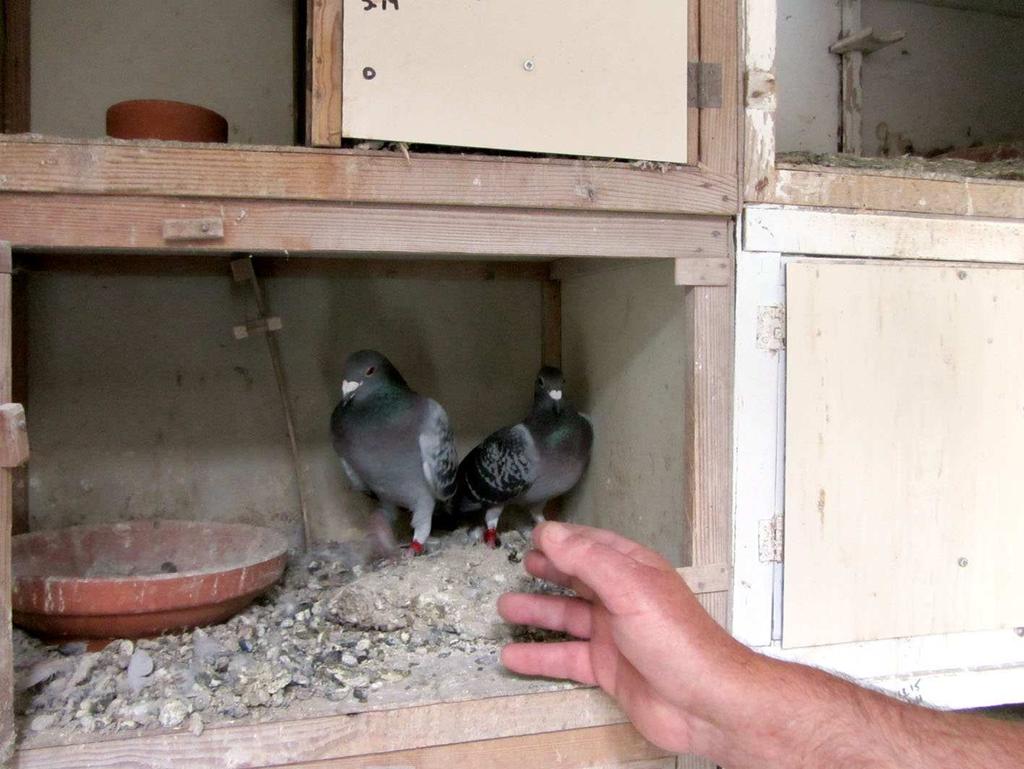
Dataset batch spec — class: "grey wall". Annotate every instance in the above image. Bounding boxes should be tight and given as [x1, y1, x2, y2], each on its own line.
[27, 271, 542, 548]
[561, 261, 691, 567]
[776, 0, 1024, 156]
[31, 0, 295, 144]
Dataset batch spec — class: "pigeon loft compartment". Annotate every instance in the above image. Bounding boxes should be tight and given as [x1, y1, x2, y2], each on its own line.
[745, 0, 1024, 218]
[0, 231, 733, 768]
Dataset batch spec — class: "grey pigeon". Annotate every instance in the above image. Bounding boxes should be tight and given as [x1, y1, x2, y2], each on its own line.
[330, 350, 458, 556]
[455, 366, 593, 548]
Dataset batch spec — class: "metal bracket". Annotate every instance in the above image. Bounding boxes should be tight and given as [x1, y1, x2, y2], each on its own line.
[756, 305, 786, 351]
[688, 62, 723, 109]
[758, 517, 784, 563]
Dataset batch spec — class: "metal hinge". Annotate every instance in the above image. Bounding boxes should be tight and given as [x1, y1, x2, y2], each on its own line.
[758, 516, 784, 563]
[688, 62, 722, 108]
[756, 305, 786, 351]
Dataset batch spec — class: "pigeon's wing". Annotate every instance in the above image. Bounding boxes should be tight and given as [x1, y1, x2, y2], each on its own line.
[458, 423, 539, 508]
[419, 399, 459, 502]
[338, 456, 368, 494]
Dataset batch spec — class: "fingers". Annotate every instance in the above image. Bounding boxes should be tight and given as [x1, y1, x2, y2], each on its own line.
[500, 641, 596, 685]
[534, 523, 673, 572]
[498, 592, 594, 639]
[528, 522, 660, 616]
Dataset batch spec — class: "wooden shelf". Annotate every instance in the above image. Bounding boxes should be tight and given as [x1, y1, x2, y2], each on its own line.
[903, 0, 1024, 17]
[0, 135, 736, 217]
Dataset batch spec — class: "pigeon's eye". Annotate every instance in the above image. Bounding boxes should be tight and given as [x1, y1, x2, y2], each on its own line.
[365, 366, 377, 377]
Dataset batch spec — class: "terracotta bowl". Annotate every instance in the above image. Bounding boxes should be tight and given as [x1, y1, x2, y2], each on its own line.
[12, 520, 288, 640]
[106, 99, 229, 143]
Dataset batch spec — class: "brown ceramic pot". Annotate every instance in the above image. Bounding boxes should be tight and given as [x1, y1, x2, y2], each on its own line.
[12, 520, 288, 639]
[106, 99, 229, 143]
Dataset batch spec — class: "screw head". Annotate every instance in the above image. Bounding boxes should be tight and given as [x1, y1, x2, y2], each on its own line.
[363, 66, 376, 80]
[957, 557, 969, 567]
[523, 59, 535, 72]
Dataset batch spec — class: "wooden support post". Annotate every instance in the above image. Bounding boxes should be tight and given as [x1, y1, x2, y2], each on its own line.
[541, 280, 561, 368]
[0, 261, 14, 764]
[308, 0, 343, 147]
[1, 0, 30, 133]
[678, 281, 733, 769]
[838, 0, 864, 155]
[11, 264, 27, 535]
[231, 257, 312, 551]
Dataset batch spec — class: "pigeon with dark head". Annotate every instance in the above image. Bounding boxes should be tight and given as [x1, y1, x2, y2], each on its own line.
[330, 350, 458, 556]
[455, 366, 593, 547]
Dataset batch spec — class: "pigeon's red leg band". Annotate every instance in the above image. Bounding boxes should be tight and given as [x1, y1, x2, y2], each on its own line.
[410, 540, 424, 556]
[484, 528, 499, 548]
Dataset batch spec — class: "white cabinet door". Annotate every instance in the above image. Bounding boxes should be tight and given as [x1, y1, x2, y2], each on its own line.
[342, 0, 688, 162]
[783, 260, 1024, 648]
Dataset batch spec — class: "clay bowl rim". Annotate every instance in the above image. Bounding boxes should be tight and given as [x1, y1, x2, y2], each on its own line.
[12, 520, 289, 618]
[106, 98, 227, 122]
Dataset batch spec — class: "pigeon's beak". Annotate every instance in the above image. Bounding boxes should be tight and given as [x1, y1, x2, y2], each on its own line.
[548, 389, 563, 411]
[342, 379, 361, 401]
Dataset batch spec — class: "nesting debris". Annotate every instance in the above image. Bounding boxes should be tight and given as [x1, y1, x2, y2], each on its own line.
[778, 150, 1024, 182]
[14, 530, 574, 746]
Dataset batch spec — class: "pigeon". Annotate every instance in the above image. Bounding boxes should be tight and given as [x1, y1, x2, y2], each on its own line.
[330, 350, 458, 556]
[454, 366, 593, 547]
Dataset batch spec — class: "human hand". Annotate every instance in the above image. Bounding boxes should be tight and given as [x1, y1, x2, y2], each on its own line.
[498, 521, 762, 759]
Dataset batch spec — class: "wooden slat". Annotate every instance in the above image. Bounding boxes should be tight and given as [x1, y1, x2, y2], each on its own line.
[10, 268, 26, 535]
[674, 257, 731, 286]
[1, 0, 30, 133]
[0, 194, 730, 260]
[308, 0, 342, 146]
[744, 206, 1024, 263]
[0, 270, 12, 765]
[14, 687, 626, 769]
[16, 252, 551, 282]
[541, 280, 561, 368]
[699, 0, 739, 180]
[838, 0, 863, 155]
[277, 723, 669, 769]
[685, 283, 733, 613]
[676, 563, 731, 595]
[742, 0, 778, 201]
[769, 166, 1024, 220]
[687, 0, 700, 163]
[0, 404, 27, 468]
[0, 137, 736, 215]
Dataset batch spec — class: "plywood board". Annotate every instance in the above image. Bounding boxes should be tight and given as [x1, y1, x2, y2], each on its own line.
[342, 0, 687, 163]
[784, 261, 1024, 648]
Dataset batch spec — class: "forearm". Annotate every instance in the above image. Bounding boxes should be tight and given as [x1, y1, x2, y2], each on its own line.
[706, 655, 1024, 769]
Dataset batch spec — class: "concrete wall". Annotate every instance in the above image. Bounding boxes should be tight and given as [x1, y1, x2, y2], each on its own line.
[26, 270, 542, 549]
[561, 261, 691, 567]
[31, 0, 295, 144]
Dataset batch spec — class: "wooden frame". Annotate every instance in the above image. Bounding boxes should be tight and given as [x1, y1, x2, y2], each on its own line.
[732, 215, 1024, 710]
[1, 0, 30, 134]
[742, 0, 1024, 220]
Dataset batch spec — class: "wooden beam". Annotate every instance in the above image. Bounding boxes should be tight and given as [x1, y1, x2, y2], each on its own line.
[699, 0, 739, 180]
[744, 206, 1024, 263]
[768, 166, 1024, 220]
[279, 723, 670, 769]
[308, 0, 342, 146]
[1, 0, 30, 133]
[838, 0, 864, 155]
[0, 137, 737, 216]
[0, 194, 731, 260]
[0, 403, 27, 468]
[14, 687, 627, 769]
[16, 252, 552, 282]
[742, 0, 778, 202]
[0, 269, 13, 766]
[541, 280, 561, 368]
[674, 257, 731, 287]
[10, 268, 25, 534]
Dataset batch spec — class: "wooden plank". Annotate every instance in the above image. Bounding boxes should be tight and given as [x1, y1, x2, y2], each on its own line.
[541, 280, 561, 368]
[784, 262, 1024, 647]
[674, 257, 731, 286]
[342, 1, 687, 163]
[275, 723, 670, 769]
[744, 206, 1024, 263]
[742, 0, 778, 201]
[160, 217, 224, 242]
[10, 268, 26, 535]
[0, 137, 737, 215]
[308, 0, 342, 146]
[687, 0, 700, 163]
[14, 687, 627, 769]
[677, 563, 731, 596]
[1, 0, 30, 133]
[0, 194, 730, 260]
[684, 281, 733, 615]
[770, 166, 1024, 220]
[0, 403, 27, 467]
[17, 252, 551, 282]
[699, 0, 739, 179]
[0, 271, 12, 765]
